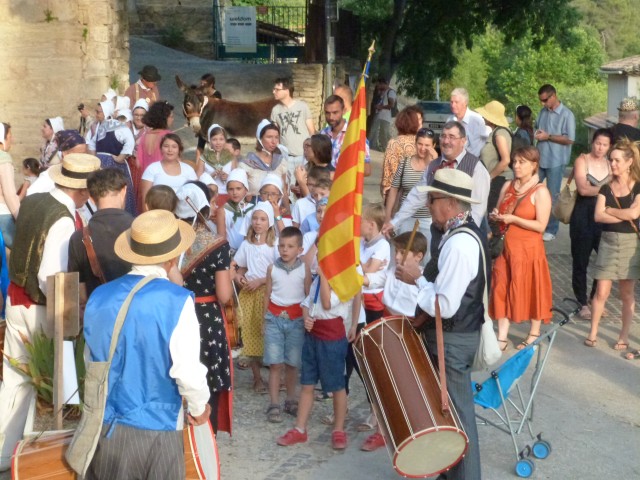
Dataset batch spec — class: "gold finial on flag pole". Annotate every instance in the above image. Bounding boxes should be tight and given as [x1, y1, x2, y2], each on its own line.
[363, 41, 376, 77]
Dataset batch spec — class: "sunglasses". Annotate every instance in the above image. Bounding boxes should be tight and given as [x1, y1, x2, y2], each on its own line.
[417, 128, 435, 138]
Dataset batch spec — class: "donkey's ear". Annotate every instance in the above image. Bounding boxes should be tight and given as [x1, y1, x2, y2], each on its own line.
[175, 75, 189, 92]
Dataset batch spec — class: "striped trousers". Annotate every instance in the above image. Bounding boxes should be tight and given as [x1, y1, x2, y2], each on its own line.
[424, 330, 482, 480]
[86, 424, 184, 480]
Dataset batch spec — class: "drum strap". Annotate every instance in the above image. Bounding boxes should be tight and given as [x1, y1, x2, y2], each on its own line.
[434, 296, 450, 415]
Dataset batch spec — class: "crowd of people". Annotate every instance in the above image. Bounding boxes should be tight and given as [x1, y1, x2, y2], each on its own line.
[0, 66, 638, 480]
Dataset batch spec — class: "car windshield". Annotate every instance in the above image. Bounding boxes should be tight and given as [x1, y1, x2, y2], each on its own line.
[419, 102, 452, 115]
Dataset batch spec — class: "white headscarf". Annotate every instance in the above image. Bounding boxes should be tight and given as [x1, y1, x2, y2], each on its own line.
[0, 124, 5, 144]
[99, 100, 115, 119]
[260, 173, 283, 194]
[256, 119, 272, 150]
[207, 123, 224, 142]
[133, 98, 149, 112]
[48, 117, 64, 134]
[226, 168, 249, 190]
[115, 96, 131, 113]
[253, 201, 275, 227]
[102, 88, 117, 101]
[175, 183, 210, 220]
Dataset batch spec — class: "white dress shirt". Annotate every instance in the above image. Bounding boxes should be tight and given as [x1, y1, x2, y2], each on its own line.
[447, 108, 488, 157]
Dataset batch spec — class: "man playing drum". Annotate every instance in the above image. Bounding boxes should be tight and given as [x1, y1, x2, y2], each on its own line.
[396, 168, 487, 480]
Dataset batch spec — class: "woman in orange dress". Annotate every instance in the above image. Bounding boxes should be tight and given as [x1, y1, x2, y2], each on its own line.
[489, 146, 553, 350]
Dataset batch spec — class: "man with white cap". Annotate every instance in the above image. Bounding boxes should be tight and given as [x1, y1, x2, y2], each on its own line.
[40, 116, 65, 168]
[0, 153, 101, 471]
[81, 209, 210, 478]
[395, 168, 486, 480]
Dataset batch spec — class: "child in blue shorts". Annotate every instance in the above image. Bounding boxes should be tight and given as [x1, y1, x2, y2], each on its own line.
[263, 227, 311, 423]
[276, 265, 360, 450]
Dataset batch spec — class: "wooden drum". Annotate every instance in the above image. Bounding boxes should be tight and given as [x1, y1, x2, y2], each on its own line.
[354, 316, 468, 478]
[12, 423, 219, 479]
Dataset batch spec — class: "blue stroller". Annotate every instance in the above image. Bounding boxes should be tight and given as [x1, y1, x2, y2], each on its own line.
[473, 306, 573, 477]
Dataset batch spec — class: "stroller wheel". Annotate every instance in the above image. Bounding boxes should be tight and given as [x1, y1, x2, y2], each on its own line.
[515, 458, 535, 477]
[532, 440, 552, 459]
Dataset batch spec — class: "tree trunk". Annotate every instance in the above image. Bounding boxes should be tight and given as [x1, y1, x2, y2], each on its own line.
[377, 0, 406, 81]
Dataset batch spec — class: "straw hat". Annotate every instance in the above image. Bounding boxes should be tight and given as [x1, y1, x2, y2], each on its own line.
[417, 168, 479, 204]
[618, 97, 638, 112]
[115, 209, 195, 265]
[475, 100, 509, 128]
[48, 153, 101, 189]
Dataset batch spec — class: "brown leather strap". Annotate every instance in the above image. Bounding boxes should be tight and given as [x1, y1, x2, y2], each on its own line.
[434, 296, 450, 415]
[82, 225, 107, 285]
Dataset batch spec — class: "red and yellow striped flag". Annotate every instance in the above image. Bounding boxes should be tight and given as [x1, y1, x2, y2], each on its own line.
[317, 74, 368, 302]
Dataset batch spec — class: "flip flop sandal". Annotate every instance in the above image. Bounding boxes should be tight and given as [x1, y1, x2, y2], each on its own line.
[237, 359, 250, 370]
[613, 342, 629, 351]
[583, 338, 597, 347]
[498, 339, 509, 352]
[624, 350, 640, 360]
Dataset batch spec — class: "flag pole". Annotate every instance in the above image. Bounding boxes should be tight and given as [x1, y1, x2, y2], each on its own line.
[363, 41, 375, 78]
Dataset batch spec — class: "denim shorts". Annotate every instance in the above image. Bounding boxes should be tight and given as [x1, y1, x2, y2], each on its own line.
[263, 312, 305, 368]
[0, 214, 15, 248]
[300, 333, 348, 393]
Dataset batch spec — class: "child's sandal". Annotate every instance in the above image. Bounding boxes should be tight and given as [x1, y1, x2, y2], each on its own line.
[266, 404, 283, 423]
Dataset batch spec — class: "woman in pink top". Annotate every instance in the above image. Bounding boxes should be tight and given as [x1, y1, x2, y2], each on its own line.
[136, 101, 174, 172]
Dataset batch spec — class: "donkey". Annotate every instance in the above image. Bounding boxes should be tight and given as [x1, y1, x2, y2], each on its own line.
[176, 75, 278, 140]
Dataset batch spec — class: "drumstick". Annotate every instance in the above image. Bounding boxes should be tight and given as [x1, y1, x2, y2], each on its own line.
[185, 196, 214, 233]
[401, 220, 420, 266]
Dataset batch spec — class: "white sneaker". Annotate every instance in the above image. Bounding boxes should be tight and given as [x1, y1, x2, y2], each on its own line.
[542, 233, 556, 242]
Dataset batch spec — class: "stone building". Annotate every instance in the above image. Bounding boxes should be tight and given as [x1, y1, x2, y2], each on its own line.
[0, 0, 129, 161]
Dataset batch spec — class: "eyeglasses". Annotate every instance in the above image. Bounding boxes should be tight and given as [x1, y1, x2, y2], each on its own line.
[539, 94, 554, 103]
[428, 194, 447, 205]
[273, 87, 286, 92]
[440, 134, 462, 141]
[417, 128, 435, 138]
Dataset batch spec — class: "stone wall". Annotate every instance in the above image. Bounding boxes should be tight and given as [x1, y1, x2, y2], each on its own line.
[0, 0, 129, 162]
[128, 0, 214, 58]
[291, 64, 326, 128]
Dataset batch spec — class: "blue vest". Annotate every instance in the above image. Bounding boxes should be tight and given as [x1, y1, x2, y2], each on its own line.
[84, 274, 194, 432]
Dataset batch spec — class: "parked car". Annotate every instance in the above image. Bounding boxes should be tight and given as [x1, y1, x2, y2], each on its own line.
[418, 100, 452, 135]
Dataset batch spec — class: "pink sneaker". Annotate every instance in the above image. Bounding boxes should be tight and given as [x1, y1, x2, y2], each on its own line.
[277, 428, 308, 446]
[361, 432, 385, 451]
[331, 430, 347, 450]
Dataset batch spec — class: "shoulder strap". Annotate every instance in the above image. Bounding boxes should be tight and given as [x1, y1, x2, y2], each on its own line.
[107, 275, 157, 362]
[612, 193, 640, 240]
[82, 226, 107, 285]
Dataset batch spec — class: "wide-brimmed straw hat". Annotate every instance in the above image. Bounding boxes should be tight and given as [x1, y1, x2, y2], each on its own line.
[475, 100, 509, 128]
[48, 153, 100, 189]
[115, 210, 195, 265]
[417, 168, 479, 204]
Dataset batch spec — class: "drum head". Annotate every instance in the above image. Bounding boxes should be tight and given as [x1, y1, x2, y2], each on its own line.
[394, 428, 468, 478]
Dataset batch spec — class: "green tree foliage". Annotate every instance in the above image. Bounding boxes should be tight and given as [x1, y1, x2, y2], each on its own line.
[342, 0, 579, 98]
[441, 26, 606, 153]
[573, 0, 640, 59]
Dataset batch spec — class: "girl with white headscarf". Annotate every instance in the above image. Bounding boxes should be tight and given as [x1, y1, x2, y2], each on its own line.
[239, 120, 289, 197]
[39, 116, 64, 168]
[197, 124, 237, 204]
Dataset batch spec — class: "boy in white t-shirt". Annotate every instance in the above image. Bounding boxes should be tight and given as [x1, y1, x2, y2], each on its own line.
[263, 227, 311, 423]
[360, 203, 391, 324]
